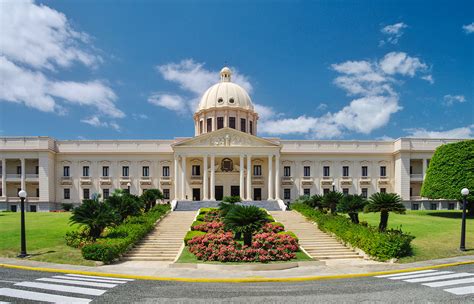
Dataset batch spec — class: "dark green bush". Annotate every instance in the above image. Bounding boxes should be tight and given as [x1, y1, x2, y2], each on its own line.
[184, 230, 206, 245]
[292, 203, 414, 261]
[62, 203, 75, 211]
[222, 196, 242, 203]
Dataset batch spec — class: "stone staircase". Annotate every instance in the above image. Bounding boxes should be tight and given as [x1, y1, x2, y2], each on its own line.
[123, 211, 196, 261]
[174, 200, 281, 211]
[269, 211, 363, 260]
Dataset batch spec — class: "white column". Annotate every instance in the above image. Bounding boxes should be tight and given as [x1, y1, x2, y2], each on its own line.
[275, 154, 280, 200]
[422, 158, 427, 180]
[203, 155, 208, 200]
[268, 155, 274, 200]
[174, 156, 179, 200]
[1, 158, 5, 197]
[246, 155, 252, 200]
[20, 158, 25, 191]
[239, 155, 244, 199]
[181, 156, 186, 200]
[210, 155, 215, 200]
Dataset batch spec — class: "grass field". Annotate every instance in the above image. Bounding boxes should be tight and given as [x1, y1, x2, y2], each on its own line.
[357, 210, 474, 263]
[0, 212, 95, 266]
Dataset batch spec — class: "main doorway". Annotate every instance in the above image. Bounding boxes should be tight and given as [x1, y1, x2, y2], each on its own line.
[230, 186, 239, 197]
[253, 188, 262, 201]
[215, 186, 224, 201]
[192, 188, 201, 201]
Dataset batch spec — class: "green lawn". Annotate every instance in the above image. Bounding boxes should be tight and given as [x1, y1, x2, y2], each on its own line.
[0, 212, 95, 266]
[357, 210, 474, 263]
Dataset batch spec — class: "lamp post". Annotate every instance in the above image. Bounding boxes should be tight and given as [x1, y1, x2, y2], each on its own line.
[332, 182, 335, 192]
[127, 182, 131, 194]
[18, 190, 28, 258]
[460, 188, 469, 251]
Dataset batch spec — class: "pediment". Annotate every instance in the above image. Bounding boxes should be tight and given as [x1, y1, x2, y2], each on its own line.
[173, 128, 280, 148]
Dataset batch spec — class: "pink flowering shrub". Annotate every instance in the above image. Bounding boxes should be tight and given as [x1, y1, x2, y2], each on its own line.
[259, 223, 285, 233]
[202, 210, 221, 222]
[191, 221, 225, 233]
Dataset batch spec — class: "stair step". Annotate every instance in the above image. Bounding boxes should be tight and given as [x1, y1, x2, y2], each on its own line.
[315, 255, 363, 260]
[125, 253, 177, 257]
[124, 257, 175, 261]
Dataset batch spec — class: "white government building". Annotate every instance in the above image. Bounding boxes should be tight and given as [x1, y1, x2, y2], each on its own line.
[0, 67, 462, 212]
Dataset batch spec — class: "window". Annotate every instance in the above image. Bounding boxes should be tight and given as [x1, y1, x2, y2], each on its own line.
[323, 188, 330, 195]
[35, 188, 39, 197]
[410, 166, 413, 175]
[229, 117, 236, 129]
[380, 166, 387, 177]
[361, 188, 368, 198]
[162, 166, 170, 177]
[430, 203, 437, 210]
[17, 188, 21, 197]
[284, 189, 291, 200]
[142, 166, 149, 177]
[217, 117, 224, 129]
[35, 166, 39, 174]
[427, 159, 430, 168]
[303, 188, 310, 196]
[63, 166, 70, 177]
[361, 166, 368, 177]
[192, 165, 201, 176]
[240, 118, 246, 132]
[343, 166, 349, 177]
[380, 188, 386, 193]
[217, 97, 223, 104]
[283, 166, 291, 177]
[64, 188, 70, 199]
[29, 205, 37, 212]
[448, 203, 455, 210]
[343, 188, 349, 195]
[323, 166, 330, 177]
[207, 118, 212, 132]
[411, 203, 419, 211]
[304, 166, 311, 177]
[122, 166, 129, 177]
[17, 166, 21, 174]
[199, 120, 203, 134]
[83, 188, 90, 200]
[249, 121, 253, 135]
[163, 189, 170, 199]
[103, 189, 110, 199]
[221, 158, 233, 172]
[410, 188, 413, 197]
[82, 166, 89, 177]
[253, 165, 262, 176]
[10, 205, 17, 212]
[229, 98, 235, 104]
[0, 187, 2, 196]
[102, 166, 109, 177]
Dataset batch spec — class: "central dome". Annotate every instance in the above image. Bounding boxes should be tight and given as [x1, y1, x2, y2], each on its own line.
[196, 67, 254, 112]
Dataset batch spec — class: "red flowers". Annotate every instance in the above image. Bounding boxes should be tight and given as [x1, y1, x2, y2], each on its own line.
[191, 221, 225, 233]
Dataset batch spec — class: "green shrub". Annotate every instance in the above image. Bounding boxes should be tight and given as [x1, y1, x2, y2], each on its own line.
[269, 222, 285, 229]
[265, 213, 275, 222]
[199, 208, 218, 215]
[195, 214, 206, 221]
[61, 203, 75, 211]
[278, 231, 298, 242]
[222, 196, 242, 203]
[292, 203, 414, 261]
[191, 220, 204, 227]
[184, 230, 206, 245]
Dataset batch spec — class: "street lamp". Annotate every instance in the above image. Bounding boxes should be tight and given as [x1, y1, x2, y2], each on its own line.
[460, 188, 469, 251]
[332, 182, 335, 192]
[18, 189, 28, 258]
[127, 182, 131, 194]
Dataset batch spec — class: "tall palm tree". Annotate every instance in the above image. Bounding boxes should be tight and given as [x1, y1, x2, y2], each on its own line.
[309, 194, 324, 211]
[365, 192, 406, 231]
[337, 194, 367, 224]
[140, 189, 163, 212]
[223, 205, 268, 246]
[323, 191, 344, 214]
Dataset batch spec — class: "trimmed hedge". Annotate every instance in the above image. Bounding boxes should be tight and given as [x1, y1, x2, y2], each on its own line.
[292, 203, 414, 261]
[191, 220, 204, 227]
[81, 204, 170, 263]
[184, 230, 206, 245]
[199, 208, 217, 215]
[278, 231, 298, 242]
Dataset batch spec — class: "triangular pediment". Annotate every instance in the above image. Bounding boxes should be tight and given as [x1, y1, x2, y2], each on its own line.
[173, 128, 280, 148]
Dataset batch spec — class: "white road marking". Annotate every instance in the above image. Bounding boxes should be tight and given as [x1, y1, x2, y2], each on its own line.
[52, 275, 128, 284]
[65, 273, 135, 281]
[0, 287, 91, 303]
[423, 277, 474, 287]
[387, 271, 453, 280]
[15, 281, 107, 296]
[37, 277, 117, 288]
[444, 285, 474, 295]
[404, 273, 474, 283]
[375, 269, 437, 278]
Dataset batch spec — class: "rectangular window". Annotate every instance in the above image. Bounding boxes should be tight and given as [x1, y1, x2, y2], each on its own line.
[102, 166, 109, 177]
[342, 188, 349, 195]
[17, 188, 21, 197]
[162, 166, 170, 177]
[17, 166, 21, 174]
[410, 166, 413, 175]
[430, 203, 437, 210]
[253, 165, 262, 176]
[411, 203, 419, 211]
[122, 166, 129, 177]
[103, 189, 110, 199]
[207, 118, 212, 132]
[229, 117, 236, 129]
[199, 120, 203, 134]
[361, 166, 368, 177]
[35, 166, 39, 174]
[63, 166, 70, 177]
[142, 166, 149, 177]
[283, 166, 291, 177]
[249, 121, 253, 135]
[284, 189, 291, 200]
[83, 188, 90, 200]
[304, 166, 311, 177]
[30, 205, 37, 212]
[0, 187, 2, 196]
[380, 188, 386, 193]
[361, 188, 368, 198]
[343, 166, 349, 177]
[192, 165, 201, 176]
[323, 188, 330, 195]
[10, 205, 17, 212]
[323, 166, 330, 177]
[240, 118, 246, 132]
[303, 188, 310, 196]
[82, 166, 89, 177]
[448, 203, 455, 210]
[163, 189, 170, 199]
[410, 187, 413, 197]
[64, 188, 70, 199]
[380, 166, 387, 177]
[36, 188, 39, 197]
[217, 117, 224, 129]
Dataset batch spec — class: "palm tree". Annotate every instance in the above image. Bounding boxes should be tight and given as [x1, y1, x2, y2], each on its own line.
[223, 205, 268, 246]
[140, 189, 163, 212]
[364, 192, 406, 231]
[337, 194, 367, 224]
[309, 194, 324, 211]
[107, 190, 144, 223]
[323, 191, 344, 214]
[69, 195, 119, 239]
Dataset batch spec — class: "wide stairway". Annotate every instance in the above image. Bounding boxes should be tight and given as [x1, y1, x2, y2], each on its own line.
[174, 200, 281, 211]
[269, 211, 363, 260]
[123, 211, 196, 261]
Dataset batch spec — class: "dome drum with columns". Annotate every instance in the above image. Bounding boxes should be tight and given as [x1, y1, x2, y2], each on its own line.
[193, 67, 259, 136]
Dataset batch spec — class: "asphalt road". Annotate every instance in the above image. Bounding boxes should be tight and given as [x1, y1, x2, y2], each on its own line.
[0, 264, 473, 303]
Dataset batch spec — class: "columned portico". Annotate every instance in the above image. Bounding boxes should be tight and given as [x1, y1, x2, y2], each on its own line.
[174, 156, 179, 200]
[181, 155, 186, 200]
[275, 154, 280, 200]
[203, 155, 208, 200]
[246, 154, 251, 200]
[268, 154, 274, 200]
[239, 155, 244, 198]
[210, 155, 215, 201]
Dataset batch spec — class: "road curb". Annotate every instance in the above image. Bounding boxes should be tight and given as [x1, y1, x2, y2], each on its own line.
[1, 260, 473, 283]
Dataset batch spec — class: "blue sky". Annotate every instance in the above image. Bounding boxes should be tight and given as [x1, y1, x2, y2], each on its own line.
[0, 0, 473, 140]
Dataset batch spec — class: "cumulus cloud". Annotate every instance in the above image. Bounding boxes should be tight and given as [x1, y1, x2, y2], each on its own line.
[405, 125, 473, 139]
[421, 75, 434, 84]
[463, 22, 474, 34]
[380, 22, 408, 45]
[81, 115, 120, 131]
[0, 0, 123, 128]
[379, 52, 427, 76]
[148, 93, 188, 115]
[443, 94, 466, 106]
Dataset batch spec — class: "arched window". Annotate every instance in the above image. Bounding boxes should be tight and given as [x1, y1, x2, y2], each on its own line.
[221, 158, 233, 172]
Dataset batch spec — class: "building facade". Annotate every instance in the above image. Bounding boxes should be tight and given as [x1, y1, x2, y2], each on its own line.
[0, 68, 462, 212]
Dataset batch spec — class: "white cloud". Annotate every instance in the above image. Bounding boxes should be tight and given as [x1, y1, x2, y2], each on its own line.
[377, 135, 395, 141]
[81, 115, 120, 131]
[253, 103, 276, 120]
[443, 94, 466, 106]
[380, 22, 408, 45]
[379, 52, 427, 76]
[317, 103, 328, 111]
[132, 113, 149, 120]
[421, 74, 434, 84]
[148, 93, 188, 115]
[405, 125, 473, 139]
[463, 22, 474, 34]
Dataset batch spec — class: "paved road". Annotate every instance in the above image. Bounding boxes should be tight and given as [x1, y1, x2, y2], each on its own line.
[0, 264, 473, 303]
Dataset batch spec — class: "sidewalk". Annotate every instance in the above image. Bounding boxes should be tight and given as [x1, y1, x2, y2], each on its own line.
[1, 255, 473, 281]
